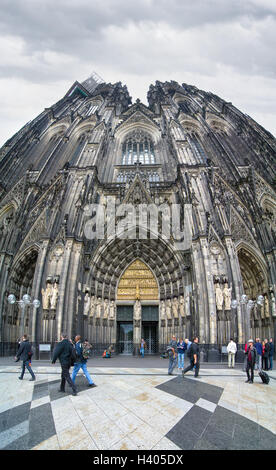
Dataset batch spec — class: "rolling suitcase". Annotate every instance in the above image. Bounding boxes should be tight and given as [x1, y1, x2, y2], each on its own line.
[258, 370, 270, 384]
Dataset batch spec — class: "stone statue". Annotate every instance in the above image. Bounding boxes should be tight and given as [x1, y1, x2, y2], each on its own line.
[215, 284, 224, 311]
[50, 282, 59, 310]
[179, 295, 185, 317]
[264, 295, 270, 318]
[134, 299, 141, 320]
[166, 299, 172, 319]
[172, 297, 179, 319]
[184, 292, 191, 317]
[89, 296, 96, 317]
[41, 282, 52, 310]
[83, 292, 91, 316]
[103, 298, 109, 319]
[96, 297, 102, 318]
[109, 300, 116, 319]
[160, 300, 166, 319]
[270, 293, 276, 317]
[223, 283, 232, 311]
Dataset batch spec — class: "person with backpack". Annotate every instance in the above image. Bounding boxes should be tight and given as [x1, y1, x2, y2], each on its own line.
[14, 334, 35, 381]
[182, 337, 200, 378]
[71, 335, 96, 388]
[167, 335, 178, 375]
[52, 333, 77, 395]
[245, 339, 257, 383]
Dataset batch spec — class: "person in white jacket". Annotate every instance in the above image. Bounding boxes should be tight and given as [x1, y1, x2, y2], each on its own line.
[227, 338, 237, 368]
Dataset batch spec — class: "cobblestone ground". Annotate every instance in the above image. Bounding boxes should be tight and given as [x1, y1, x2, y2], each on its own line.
[0, 359, 275, 450]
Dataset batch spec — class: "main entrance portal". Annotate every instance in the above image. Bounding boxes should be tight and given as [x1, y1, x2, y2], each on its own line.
[118, 323, 133, 355]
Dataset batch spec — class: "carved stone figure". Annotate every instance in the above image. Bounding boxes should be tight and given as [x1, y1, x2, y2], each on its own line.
[166, 298, 172, 319]
[185, 293, 191, 317]
[160, 300, 166, 319]
[172, 297, 179, 318]
[83, 292, 91, 316]
[271, 293, 276, 316]
[89, 296, 95, 317]
[215, 284, 224, 311]
[109, 300, 116, 319]
[223, 283, 232, 311]
[50, 282, 59, 310]
[41, 282, 52, 310]
[264, 295, 270, 318]
[103, 298, 109, 319]
[179, 295, 185, 317]
[96, 297, 102, 318]
[134, 299, 141, 320]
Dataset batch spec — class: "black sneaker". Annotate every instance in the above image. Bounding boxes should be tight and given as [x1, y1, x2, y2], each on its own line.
[88, 383, 97, 388]
[18, 377, 23, 380]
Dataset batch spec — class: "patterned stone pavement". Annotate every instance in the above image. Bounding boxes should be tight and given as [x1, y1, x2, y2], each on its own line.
[0, 363, 275, 450]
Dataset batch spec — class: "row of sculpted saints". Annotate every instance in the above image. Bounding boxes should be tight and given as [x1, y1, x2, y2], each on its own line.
[41, 281, 59, 310]
[215, 282, 232, 311]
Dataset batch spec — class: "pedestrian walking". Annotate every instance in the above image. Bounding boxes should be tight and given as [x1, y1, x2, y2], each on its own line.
[227, 338, 237, 368]
[177, 338, 186, 370]
[245, 339, 257, 383]
[52, 333, 77, 396]
[263, 339, 270, 371]
[14, 334, 35, 381]
[167, 335, 178, 375]
[71, 335, 96, 387]
[140, 339, 147, 358]
[182, 337, 200, 378]
[254, 338, 263, 370]
[268, 338, 274, 370]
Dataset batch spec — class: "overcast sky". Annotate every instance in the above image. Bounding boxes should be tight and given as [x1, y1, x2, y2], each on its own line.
[0, 0, 276, 147]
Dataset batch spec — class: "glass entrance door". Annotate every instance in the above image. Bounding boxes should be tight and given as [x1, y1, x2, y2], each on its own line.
[118, 323, 133, 355]
[142, 322, 158, 354]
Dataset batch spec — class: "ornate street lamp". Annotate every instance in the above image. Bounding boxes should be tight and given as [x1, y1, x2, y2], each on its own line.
[8, 294, 40, 336]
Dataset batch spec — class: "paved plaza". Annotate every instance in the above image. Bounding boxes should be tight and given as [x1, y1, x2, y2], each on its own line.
[0, 357, 275, 451]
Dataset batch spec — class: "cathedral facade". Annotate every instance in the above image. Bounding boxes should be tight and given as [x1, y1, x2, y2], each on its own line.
[0, 75, 275, 359]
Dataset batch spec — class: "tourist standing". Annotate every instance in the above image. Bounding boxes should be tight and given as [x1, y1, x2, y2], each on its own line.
[226, 338, 237, 368]
[182, 337, 200, 378]
[167, 335, 178, 375]
[14, 334, 35, 381]
[52, 333, 77, 396]
[71, 335, 96, 388]
[245, 339, 257, 383]
[177, 338, 186, 370]
[263, 339, 270, 371]
[254, 338, 263, 370]
[268, 338, 274, 370]
[140, 339, 147, 358]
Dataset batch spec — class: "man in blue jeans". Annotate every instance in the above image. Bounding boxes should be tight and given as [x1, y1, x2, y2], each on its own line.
[71, 335, 96, 388]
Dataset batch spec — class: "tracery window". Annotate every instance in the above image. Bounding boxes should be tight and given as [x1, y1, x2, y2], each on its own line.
[187, 132, 207, 164]
[121, 130, 155, 165]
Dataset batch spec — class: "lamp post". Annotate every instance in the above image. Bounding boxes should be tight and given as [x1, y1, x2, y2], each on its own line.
[8, 294, 40, 337]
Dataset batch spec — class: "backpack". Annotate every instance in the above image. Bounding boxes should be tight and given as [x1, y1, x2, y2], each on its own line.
[82, 343, 92, 360]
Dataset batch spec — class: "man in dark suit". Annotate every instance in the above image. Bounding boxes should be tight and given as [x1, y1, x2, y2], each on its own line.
[15, 334, 35, 381]
[52, 333, 77, 396]
[182, 337, 200, 378]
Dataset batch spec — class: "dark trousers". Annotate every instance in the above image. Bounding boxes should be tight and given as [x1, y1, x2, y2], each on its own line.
[183, 359, 200, 377]
[20, 360, 35, 379]
[60, 363, 76, 392]
[262, 357, 269, 370]
[246, 362, 254, 382]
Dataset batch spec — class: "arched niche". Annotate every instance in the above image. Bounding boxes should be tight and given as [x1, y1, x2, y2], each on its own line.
[117, 259, 159, 301]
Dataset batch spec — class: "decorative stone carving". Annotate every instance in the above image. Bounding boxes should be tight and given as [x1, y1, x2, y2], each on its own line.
[134, 299, 141, 321]
[83, 292, 91, 316]
[50, 281, 59, 310]
[96, 297, 102, 318]
[185, 293, 191, 317]
[215, 283, 224, 311]
[41, 282, 52, 310]
[179, 295, 185, 317]
[223, 283, 232, 311]
[89, 296, 96, 317]
[166, 298, 172, 319]
[172, 297, 179, 318]
[109, 300, 116, 319]
[103, 298, 109, 319]
[160, 300, 166, 319]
